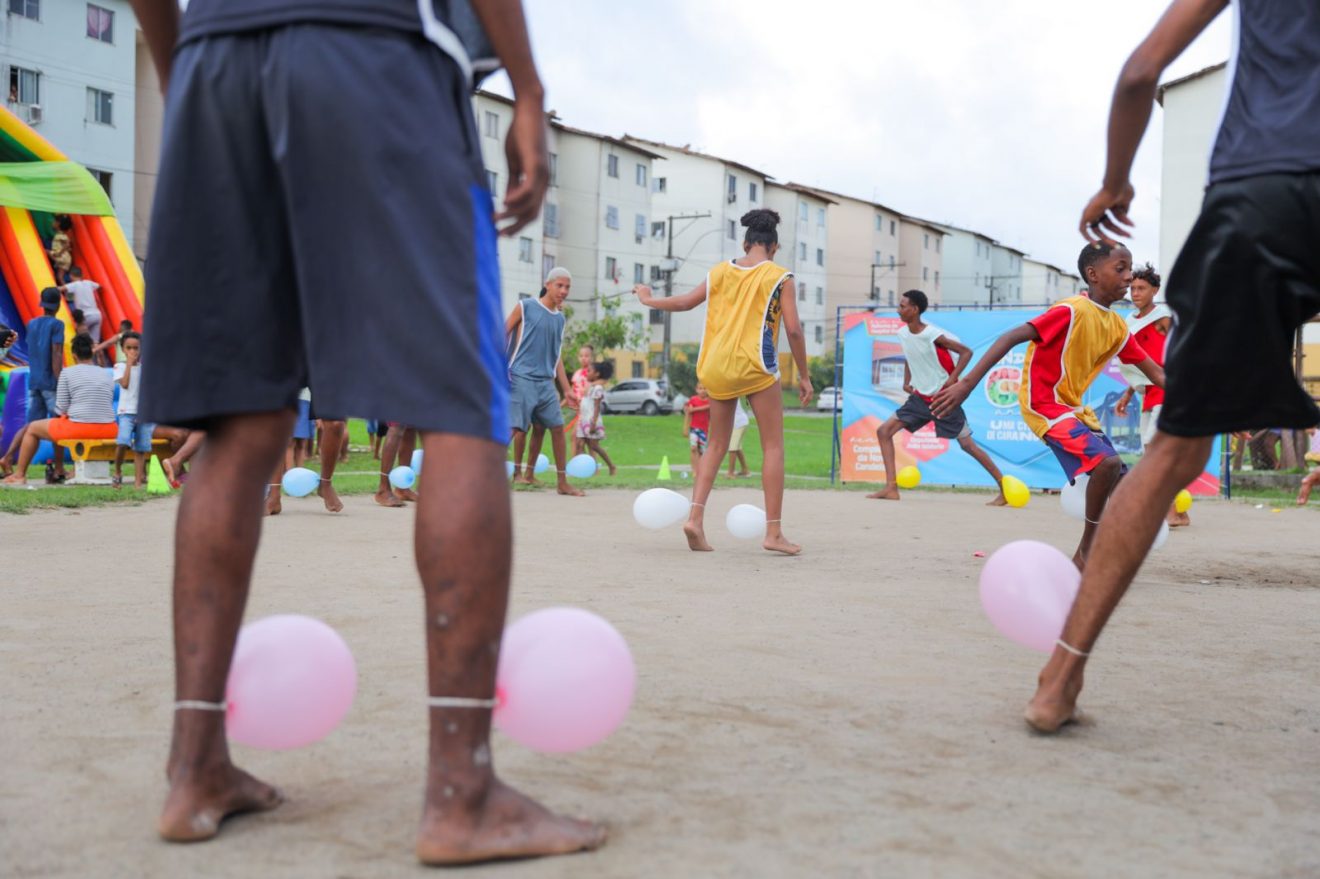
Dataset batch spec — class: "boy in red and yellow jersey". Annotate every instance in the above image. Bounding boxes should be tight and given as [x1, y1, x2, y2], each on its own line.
[934, 241, 1165, 569]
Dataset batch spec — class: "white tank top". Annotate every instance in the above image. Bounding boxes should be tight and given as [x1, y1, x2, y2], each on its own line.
[898, 323, 958, 397]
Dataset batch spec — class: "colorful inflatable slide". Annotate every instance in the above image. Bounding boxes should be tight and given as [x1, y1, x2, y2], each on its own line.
[0, 105, 144, 446]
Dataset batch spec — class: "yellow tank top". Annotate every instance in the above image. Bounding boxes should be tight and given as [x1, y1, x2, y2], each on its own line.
[696, 259, 792, 401]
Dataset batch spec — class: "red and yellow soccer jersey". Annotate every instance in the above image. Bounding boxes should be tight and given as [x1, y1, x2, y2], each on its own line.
[1019, 296, 1147, 437]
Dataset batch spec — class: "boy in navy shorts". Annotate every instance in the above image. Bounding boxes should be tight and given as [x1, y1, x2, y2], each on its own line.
[131, 0, 604, 863]
[1021, 0, 1320, 734]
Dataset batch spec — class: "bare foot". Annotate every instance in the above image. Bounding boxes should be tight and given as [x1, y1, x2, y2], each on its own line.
[395, 487, 420, 503]
[1, 473, 27, 485]
[557, 483, 585, 497]
[1024, 666, 1085, 734]
[987, 492, 1008, 507]
[736, 470, 752, 478]
[683, 520, 713, 552]
[265, 487, 281, 516]
[318, 480, 343, 513]
[159, 763, 283, 842]
[374, 488, 405, 508]
[513, 475, 540, 487]
[866, 486, 900, 500]
[416, 778, 606, 866]
[763, 533, 802, 556]
[1168, 511, 1191, 527]
[608, 464, 617, 476]
[161, 458, 181, 489]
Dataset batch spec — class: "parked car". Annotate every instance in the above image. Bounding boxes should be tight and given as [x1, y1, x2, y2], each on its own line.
[603, 379, 673, 415]
[816, 386, 841, 412]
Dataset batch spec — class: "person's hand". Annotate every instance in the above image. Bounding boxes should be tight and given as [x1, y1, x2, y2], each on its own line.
[633, 284, 652, 304]
[1080, 182, 1135, 245]
[496, 98, 549, 236]
[565, 390, 580, 409]
[930, 378, 973, 418]
[1115, 392, 1130, 418]
[798, 375, 814, 408]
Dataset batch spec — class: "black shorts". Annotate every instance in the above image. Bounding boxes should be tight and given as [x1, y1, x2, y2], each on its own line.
[894, 394, 970, 439]
[138, 25, 508, 444]
[1159, 172, 1320, 437]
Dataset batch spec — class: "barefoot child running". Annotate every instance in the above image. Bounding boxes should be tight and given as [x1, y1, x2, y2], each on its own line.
[865, 289, 1007, 505]
[933, 242, 1165, 569]
[635, 208, 812, 554]
[575, 361, 616, 475]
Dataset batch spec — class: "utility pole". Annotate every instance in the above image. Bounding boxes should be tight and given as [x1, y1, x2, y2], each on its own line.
[869, 257, 901, 305]
[984, 275, 999, 310]
[658, 211, 711, 384]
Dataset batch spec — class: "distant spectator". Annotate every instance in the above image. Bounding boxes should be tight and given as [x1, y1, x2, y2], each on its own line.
[48, 216, 73, 284]
[113, 332, 155, 489]
[94, 319, 137, 366]
[1, 287, 65, 481]
[1297, 428, 1320, 505]
[1248, 428, 1281, 471]
[2, 333, 115, 485]
[0, 323, 16, 361]
[59, 267, 102, 343]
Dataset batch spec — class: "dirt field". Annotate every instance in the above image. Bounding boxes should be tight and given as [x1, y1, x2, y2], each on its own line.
[3, 488, 1317, 878]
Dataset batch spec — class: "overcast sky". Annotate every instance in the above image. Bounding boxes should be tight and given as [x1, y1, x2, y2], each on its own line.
[485, 0, 1231, 277]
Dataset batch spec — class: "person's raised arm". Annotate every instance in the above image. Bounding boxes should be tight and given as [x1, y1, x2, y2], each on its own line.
[117, 361, 132, 389]
[129, 0, 180, 94]
[470, 0, 546, 235]
[935, 335, 974, 385]
[93, 333, 121, 354]
[1080, 0, 1227, 244]
[779, 278, 812, 406]
[633, 281, 708, 313]
[930, 323, 1040, 417]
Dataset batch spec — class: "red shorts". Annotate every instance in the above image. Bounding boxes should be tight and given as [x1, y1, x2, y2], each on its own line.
[46, 416, 117, 442]
[1040, 417, 1125, 483]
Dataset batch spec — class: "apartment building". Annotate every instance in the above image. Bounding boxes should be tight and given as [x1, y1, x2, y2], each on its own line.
[898, 217, 946, 304]
[933, 223, 995, 307]
[813, 187, 904, 350]
[1022, 257, 1082, 303]
[988, 242, 1026, 306]
[765, 182, 833, 357]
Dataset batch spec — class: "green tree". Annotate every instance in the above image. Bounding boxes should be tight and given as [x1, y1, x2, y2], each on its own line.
[560, 297, 646, 371]
[666, 344, 701, 396]
[808, 350, 837, 394]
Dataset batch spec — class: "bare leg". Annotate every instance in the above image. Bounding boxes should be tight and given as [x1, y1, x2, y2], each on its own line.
[159, 410, 295, 841]
[523, 426, 547, 485]
[585, 439, 615, 476]
[164, 430, 206, 487]
[317, 420, 345, 513]
[1026, 434, 1213, 733]
[376, 424, 406, 508]
[683, 398, 734, 552]
[510, 429, 529, 482]
[1297, 468, 1320, 505]
[114, 444, 128, 487]
[265, 454, 284, 517]
[1072, 456, 1123, 570]
[394, 427, 420, 502]
[2, 423, 27, 474]
[413, 433, 606, 864]
[866, 418, 903, 500]
[747, 384, 800, 555]
[1, 421, 51, 483]
[550, 427, 583, 496]
[734, 450, 750, 477]
[133, 449, 148, 490]
[958, 435, 1007, 505]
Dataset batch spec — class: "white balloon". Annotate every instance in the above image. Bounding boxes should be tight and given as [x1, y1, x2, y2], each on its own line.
[1060, 473, 1090, 521]
[632, 488, 690, 530]
[1151, 519, 1170, 550]
[725, 503, 767, 540]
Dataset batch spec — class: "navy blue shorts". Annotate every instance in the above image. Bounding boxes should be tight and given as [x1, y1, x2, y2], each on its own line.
[509, 376, 564, 431]
[138, 25, 508, 444]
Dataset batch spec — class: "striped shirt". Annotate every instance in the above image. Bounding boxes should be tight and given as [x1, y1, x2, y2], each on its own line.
[56, 364, 116, 423]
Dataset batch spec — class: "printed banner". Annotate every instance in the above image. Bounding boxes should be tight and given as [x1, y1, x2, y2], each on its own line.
[838, 309, 1221, 494]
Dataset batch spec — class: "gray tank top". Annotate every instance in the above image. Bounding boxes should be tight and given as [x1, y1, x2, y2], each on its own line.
[508, 298, 565, 381]
[1209, 0, 1320, 184]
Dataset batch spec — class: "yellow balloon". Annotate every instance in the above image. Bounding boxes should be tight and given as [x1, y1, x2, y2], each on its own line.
[896, 465, 921, 489]
[1002, 475, 1030, 508]
[1174, 489, 1193, 514]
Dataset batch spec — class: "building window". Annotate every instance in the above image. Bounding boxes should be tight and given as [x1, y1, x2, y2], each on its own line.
[87, 87, 113, 125]
[799, 203, 808, 223]
[543, 203, 559, 238]
[798, 283, 806, 302]
[548, 152, 558, 186]
[649, 309, 664, 325]
[542, 253, 555, 278]
[922, 266, 929, 281]
[635, 214, 646, 240]
[650, 265, 662, 281]
[7, 0, 38, 20]
[727, 174, 737, 201]
[934, 270, 940, 287]
[890, 220, 896, 236]
[815, 248, 824, 267]
[653, 177, 667, 193]
[875, 214, 883, 231]
[518, 237, 533, 263]
[727, 220, 735, 240]
[485, 170, 497, 193]
[798, 242, 806, 261]
[816, 207, 825, 226]
[483, 111, 499, 138]
[974, 271, 980, 284]
[635, 163, 646, 186]
[605, 206, 619, 229]
[88, 168, 111, 198]
[633, 263, 645, 284]
[651, 221, 665, 239]
[605, 256, 617, 279]
[814, 325, 823, 344]
[923, 233, 929, 250]
[874, 250, 882, 267]
[86, 4, 113, 41]
[749, 182, 758, 202]
[607, 154, 619, 178]
[816, 287, 823, 305]
[935, 238, 941, 253]
[632, 361, 645, 377]
[9, 66, 39, 105]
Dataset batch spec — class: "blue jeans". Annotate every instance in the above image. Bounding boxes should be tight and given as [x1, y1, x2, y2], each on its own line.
[116, 414, 156, 453]
[27, 388, 58, 423]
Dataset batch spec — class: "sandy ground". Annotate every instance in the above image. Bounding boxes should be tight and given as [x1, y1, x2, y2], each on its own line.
[2, 487, 1318, 878]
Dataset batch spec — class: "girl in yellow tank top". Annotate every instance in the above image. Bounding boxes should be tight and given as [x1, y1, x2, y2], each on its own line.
[635, 209, 812, 556]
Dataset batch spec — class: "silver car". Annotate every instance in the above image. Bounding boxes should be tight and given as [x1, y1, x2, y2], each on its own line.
[603, 379, 673, 415]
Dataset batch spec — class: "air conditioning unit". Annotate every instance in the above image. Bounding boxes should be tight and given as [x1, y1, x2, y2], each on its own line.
[25, 104, 42, 124]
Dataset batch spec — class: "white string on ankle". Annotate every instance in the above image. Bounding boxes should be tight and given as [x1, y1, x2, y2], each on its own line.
[690, 502, 704, 508]
[766, 519, 781, 524]
[427, 696, 498, 709]
[175, 700, 227, 712]
[320, 477, 332, 483]
[1085, 516, 1101, 525]
[557, 470, 567, 474]
[1056, 639, 1090, 657]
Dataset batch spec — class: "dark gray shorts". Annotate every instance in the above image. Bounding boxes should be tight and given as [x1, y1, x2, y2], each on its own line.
[509, 376, 563, 431]
[138, 25, 508, 443]
[895, 394, 970, 439]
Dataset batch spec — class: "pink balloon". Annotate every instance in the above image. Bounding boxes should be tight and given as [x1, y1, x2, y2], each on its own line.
[494, 608, 635, 754]
[226, 614, 357, 750]
[978, 540, 1080, 653]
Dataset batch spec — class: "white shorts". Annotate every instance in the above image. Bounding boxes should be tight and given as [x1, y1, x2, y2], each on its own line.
[1140, 405, 1161, 447]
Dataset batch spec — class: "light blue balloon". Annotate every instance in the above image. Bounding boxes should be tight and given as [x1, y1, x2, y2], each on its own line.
[534, 453, 550, 474]
[282, 467, 319, 498]
[410, 449, 424, 474]
[565, 454, 597, 479]
[505, 460, 516, 478]
[389, 466, 416, 489]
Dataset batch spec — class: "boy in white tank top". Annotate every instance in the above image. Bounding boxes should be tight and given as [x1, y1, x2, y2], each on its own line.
[866, 290, 1007, 504]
